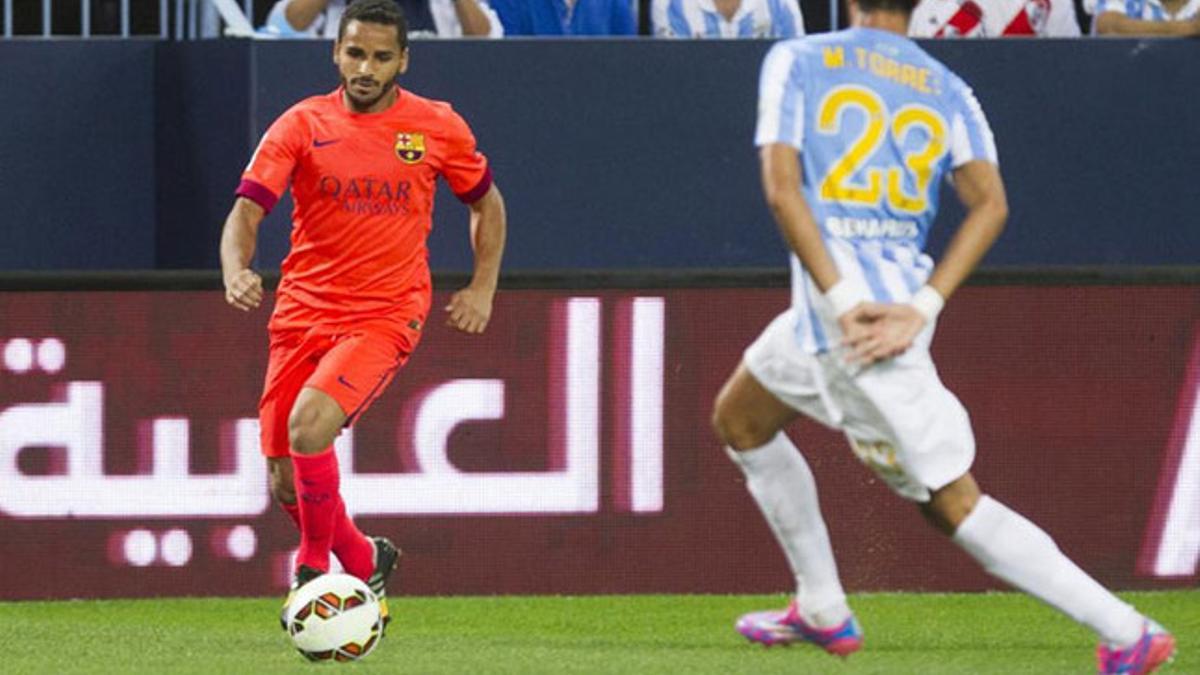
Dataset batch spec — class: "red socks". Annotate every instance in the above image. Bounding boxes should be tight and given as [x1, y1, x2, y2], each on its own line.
[331, 499, 375, 581]
[286, 448, 374, 580]
[291, 448, 339, 573]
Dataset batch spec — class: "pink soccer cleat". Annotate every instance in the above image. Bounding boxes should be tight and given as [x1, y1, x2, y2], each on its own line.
[736, 600, 863, 656]
[1097, 620, 1176, 675]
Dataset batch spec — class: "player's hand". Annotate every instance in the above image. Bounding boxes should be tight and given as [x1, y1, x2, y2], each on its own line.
[445, 285, 494, 334]
[224, 268, 263, 312]
[841, 303, 925, 365]
[836, 302, 876, 348]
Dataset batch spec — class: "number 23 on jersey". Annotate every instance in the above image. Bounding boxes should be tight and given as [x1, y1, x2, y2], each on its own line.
[817, 84, 948, 214]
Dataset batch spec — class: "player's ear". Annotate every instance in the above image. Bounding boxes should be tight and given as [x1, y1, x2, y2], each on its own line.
[397, 47, 410, 76]
[332, 39, 340, 66]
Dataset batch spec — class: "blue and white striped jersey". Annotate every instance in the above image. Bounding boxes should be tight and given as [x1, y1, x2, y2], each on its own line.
[755, 28, 997, 354]
[1089, 0, 1198, 30]
[653, 0, 804, 38]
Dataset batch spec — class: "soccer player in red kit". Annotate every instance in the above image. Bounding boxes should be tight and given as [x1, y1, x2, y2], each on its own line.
[218, 0, 506, 628]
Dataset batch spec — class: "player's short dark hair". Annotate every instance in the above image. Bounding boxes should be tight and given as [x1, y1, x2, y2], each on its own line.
[338, 0, 409, 51]
[854, 0, 920, 15]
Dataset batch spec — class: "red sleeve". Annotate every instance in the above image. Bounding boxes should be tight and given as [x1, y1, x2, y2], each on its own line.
[236, 109, 307, 213]
[438, 108, 492, 204]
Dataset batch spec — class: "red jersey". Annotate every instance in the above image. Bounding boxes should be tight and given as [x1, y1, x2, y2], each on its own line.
[237, 86, 492, 332]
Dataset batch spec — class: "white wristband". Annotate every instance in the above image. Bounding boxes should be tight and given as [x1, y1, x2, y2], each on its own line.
[823, 279, 863, 318]
[910, 285, 945, 322]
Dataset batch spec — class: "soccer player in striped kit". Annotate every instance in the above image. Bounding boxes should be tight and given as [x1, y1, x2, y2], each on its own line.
[712, 0, 1176, 671]
[651, 0, 805, 39]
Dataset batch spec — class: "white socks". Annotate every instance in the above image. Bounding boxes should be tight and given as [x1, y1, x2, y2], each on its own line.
[954, 495, 1145, 647]
[729, 436, 1144, 644]
[727, 433, 851, 628]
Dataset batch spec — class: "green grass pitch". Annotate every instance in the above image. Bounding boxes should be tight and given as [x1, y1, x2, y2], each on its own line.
[0, 591, 1193, 673]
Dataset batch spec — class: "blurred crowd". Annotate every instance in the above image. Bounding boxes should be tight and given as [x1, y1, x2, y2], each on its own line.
[6, 0, 1198, 39]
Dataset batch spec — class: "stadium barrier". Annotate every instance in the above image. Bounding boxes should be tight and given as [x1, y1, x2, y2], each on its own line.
[2, 38, 1199, 271]
[0, 270, 1196, 599]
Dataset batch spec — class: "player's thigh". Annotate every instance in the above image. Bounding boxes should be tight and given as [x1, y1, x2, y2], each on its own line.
[288, 386, 349, 452]
[306, 325, 411, 428]
[259, 330, 323, 459]
[744, 311, 843, 425]
[921, 472, 981, 535]
[716, 310, 840, 449]
[838, 354, 975, 502]
[713, 363, 799, 449]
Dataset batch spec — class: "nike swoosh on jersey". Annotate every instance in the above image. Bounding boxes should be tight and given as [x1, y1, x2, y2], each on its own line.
[313, 138, 340, 148]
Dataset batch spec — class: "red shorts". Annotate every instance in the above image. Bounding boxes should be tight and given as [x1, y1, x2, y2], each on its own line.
[258, 316, 422, 458]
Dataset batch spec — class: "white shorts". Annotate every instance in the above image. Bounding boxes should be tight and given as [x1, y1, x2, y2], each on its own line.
[743, 309, 975, 502]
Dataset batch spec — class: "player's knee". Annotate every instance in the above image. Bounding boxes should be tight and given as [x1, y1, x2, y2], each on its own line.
[287, 407, 334, 455]
[710, 398, 735, 445]
[711, 401, 772, 451]
[918, 502, 956, 536]
[922, 475, 982, 535]
[288, 423, 327, 454]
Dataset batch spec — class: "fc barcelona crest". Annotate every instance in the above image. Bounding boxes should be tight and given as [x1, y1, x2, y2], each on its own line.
[394, 132, 426, 164]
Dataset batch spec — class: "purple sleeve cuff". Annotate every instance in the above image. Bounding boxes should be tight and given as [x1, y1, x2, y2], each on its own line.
[235, 178, 280, 214]
[455, 166, 494, 204]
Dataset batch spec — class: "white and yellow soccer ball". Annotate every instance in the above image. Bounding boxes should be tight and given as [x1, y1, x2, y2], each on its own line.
[284, 573, 384, 662]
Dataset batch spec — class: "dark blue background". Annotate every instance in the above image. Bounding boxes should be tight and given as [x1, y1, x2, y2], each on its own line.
[1, 38, 1195, 271]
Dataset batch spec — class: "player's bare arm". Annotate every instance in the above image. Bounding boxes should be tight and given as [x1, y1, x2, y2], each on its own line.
[1094, 10, 1200, 35]
[846, 159, 1007, 364]
[932, 159, 1008, 300]
[446, 183, 506, 334]
[219, 196, 266, 312]
[284, 0, 331, 32]
[454, 0, 495, 36]
[761, 143, 840, 291]
[760, 143, 873, 344]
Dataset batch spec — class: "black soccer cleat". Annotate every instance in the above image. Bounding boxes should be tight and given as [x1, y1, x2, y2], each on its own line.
[366, 536, 401, 632]
[280, 564, 324, 631]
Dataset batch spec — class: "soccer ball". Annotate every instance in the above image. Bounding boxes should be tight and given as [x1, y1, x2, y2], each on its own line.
[284, 573, 384, 662]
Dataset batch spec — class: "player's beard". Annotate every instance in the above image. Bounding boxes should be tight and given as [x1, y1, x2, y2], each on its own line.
[344, 76, 390, 112]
